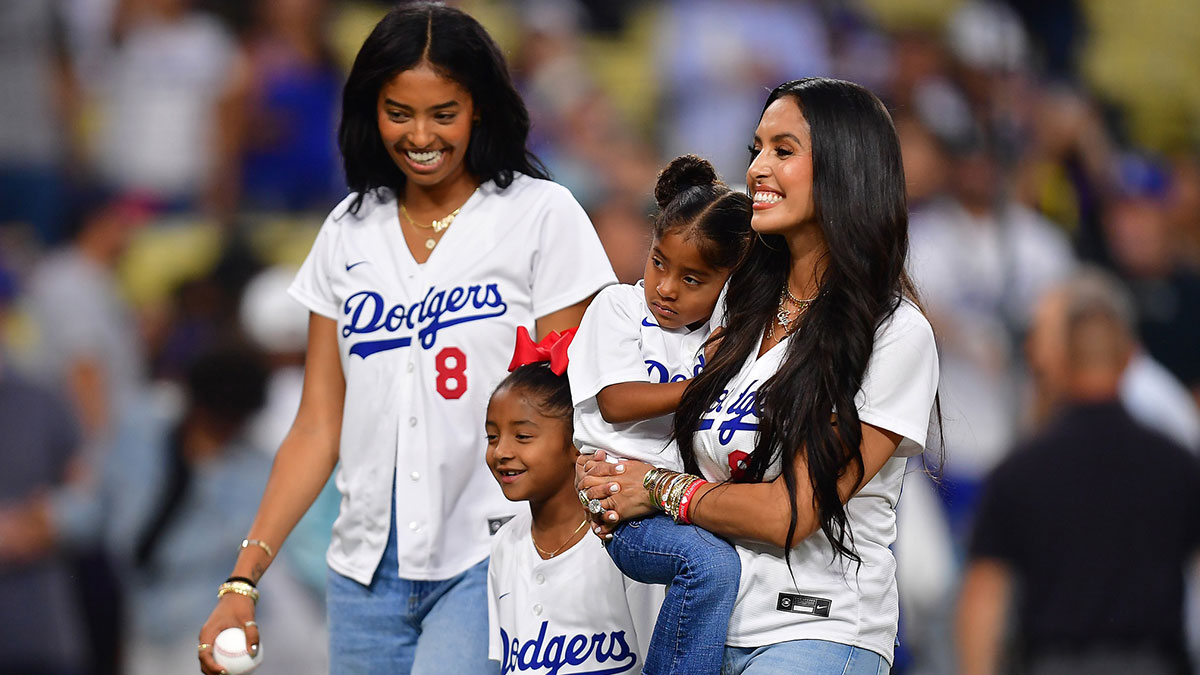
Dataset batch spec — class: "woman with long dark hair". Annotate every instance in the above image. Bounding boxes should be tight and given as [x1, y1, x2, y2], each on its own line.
[578, 78, 940, 672]
[197, 4, 614, 673]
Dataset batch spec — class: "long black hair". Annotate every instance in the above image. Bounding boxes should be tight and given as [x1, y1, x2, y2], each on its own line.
[675, 78, 925, 563]
[338, 2, 548, 213]
[652, 154, 752, 271]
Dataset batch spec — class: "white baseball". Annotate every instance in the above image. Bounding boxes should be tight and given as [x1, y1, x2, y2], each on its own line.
[213, 627, 263, 674]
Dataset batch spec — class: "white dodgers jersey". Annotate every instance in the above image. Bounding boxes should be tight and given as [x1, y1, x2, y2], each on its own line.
[567, 282, 714, 471]
[487, 511, 664, 675]
[691, 299, 938, 662]
[289, 174, 615, 583]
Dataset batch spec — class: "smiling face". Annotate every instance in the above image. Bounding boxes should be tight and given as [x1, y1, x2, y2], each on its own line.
[377, 63, 476, 193]
[643, 230, 729, 330]
[485, 387, 577, 505]
[747, 97, 817, 237]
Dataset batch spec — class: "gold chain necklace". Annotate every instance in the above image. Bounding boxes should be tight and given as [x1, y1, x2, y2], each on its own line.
[532, 518, 590, 559]
[399, 189, 476, 250]
[768, 285, 816, 342]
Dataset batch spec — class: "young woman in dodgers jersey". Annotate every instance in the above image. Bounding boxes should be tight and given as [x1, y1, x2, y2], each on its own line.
[567, 155, 751, 674]
[484, 331, 665, 675]
[579, 79, 941, 674]
[197, 5, 615, 674]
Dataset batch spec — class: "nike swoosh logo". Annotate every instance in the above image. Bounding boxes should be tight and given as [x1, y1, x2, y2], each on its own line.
[346, 261, 368, 271]
[642, 318, 657, 327]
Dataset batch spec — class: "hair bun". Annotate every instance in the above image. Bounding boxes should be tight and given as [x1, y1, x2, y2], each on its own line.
[654, 154, 721, 209]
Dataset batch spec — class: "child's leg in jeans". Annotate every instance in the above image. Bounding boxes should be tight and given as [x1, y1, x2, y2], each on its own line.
[605, 513, 740, 675]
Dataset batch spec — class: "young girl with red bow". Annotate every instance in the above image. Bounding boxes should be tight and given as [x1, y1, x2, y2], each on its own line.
[485, 329, 663, 673]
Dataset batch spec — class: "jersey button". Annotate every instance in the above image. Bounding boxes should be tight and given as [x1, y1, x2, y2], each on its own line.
[410, 471, 421, 481]
[409, 417, 418, 427]
[532, 604, 543, 616]
[406, 363, 414, 373]
[535, 573, 545, 585]
[408, 521, 421, 532]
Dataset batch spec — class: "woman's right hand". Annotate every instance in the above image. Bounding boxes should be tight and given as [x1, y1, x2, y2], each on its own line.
[198, 594, 259, 674]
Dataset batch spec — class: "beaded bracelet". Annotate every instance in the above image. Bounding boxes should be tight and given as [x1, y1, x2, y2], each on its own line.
[225, 576, 257, 588]
[218, 580, 260, 604]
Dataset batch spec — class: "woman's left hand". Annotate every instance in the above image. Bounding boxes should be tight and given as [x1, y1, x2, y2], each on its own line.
[574, 450, 656, 537]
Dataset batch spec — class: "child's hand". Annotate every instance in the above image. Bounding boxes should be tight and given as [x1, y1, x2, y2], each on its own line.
[704, 327, 725, 363]
[575, 450, 656, 537]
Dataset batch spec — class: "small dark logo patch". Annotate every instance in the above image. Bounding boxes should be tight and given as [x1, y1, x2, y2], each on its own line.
[776, 592, 831, 617]
[488, 516, 514, 535]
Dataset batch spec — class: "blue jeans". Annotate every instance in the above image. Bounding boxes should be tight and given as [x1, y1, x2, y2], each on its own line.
[722, 640, 889, 674]
[606, 513, 740, 675]
[325, 510, 496, 675]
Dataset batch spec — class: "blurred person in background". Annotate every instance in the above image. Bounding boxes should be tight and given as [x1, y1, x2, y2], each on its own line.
[25, 186, 151, 450]
[510, 0, 659, 284]
[218, 0, 345, 215]
[1103, 154, 1200, 407]
[957, 269, 1200, 675]
[907, 123, 1076, 535]
[0, 0, 81, 245]
[93, 0, 240, 213]
[655, 0, 831, 183]
[22, 184, 151, 675]
[0, 265, 89, 675]
[1015, 87, 1117, 266]
[1027, 268, 1200, 452]
[1165, 153, 1200, 268]
[33, 347, 272, 675]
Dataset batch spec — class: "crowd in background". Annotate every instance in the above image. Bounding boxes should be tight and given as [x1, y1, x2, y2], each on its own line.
[1, 0, 1199, 673]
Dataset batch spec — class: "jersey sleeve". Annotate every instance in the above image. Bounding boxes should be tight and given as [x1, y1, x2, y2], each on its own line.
[567, 285, 653, 405]
[287, 206, 345, 320]
[528, 183, 616, 319]
[622, 577, 665, 664]
[855, 302, 940, 457]
[486, 540, 504, 663]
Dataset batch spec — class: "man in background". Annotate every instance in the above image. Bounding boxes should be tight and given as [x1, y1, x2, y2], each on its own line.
[957, 268, 1200, 675]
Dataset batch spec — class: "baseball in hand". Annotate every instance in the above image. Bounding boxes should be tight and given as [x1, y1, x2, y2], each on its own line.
[213, 627, 263, 674]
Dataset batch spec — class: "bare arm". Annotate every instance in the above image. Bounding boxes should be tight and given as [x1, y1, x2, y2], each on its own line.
[198, 314, 344, 674]
[577, 422, 902, 548]
[65, 358, 107, 439]
[956, 559, 1012, 675]
[535, 296, 595, 339]
[595, 380, 689, 424]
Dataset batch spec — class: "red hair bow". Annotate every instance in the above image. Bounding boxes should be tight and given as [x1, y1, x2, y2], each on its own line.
[507, 326, 575, 375]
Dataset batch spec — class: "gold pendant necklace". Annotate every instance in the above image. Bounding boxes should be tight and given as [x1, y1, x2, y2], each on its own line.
[400, 189, 476, 250]
[532, 518, 590, 559]
[769, 285, 816, 342]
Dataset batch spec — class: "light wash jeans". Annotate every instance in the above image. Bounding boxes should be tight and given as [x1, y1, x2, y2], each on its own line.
[325, 498, 496, 675]
[722, 640, 889, 674]
[606, 513, 741, 675]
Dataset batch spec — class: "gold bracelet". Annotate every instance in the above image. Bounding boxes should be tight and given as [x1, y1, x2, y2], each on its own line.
[649, 470, 676, 509]
[643, 467, 664, 492]
[665, 474, 693, 520]
[240, 538, 274, 558]
[218, 581, 260, 604]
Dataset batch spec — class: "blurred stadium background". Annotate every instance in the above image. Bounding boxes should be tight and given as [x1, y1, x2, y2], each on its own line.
[2, 0, 1199, 673]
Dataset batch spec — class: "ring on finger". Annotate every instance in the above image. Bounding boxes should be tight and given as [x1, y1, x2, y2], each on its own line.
[244, 620, 257, 628]
[577, 490, 589, 508]
[198, 643, 212, 653]
[587, 498, 605, 515]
